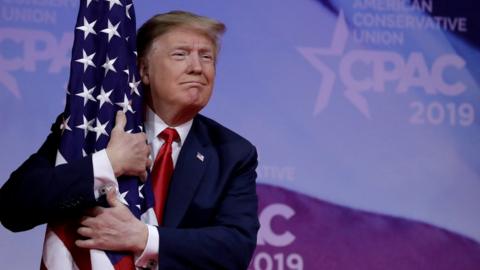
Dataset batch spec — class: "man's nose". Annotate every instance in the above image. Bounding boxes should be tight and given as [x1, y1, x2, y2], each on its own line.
[188, 53, 203, 74]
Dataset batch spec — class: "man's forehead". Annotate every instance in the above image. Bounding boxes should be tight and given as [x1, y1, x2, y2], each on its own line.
[154, 28, 215, 49]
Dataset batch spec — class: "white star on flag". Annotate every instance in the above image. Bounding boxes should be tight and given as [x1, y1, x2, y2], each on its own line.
[76, 115, 94, 137]
[129, 75, 141, 96]
[96, 87, 113, 109]
[138, 184, 144, 199]
[76, 83, 96, 106]
[76, 17, 97, 39]
[92, 118, 109, 141]
[60, 116, 72, 133]
[116, 94, 135, 113]
[101, 19, 121, 42]
[119, 191, 129, 206]
[106, 0, 123, 10]
[75, 49, 96, 72]
[126, 4, 132, 19]
[102, 56, 118, 76]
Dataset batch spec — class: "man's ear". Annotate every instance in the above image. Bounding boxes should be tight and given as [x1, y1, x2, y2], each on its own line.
[138, 58, 149, 85]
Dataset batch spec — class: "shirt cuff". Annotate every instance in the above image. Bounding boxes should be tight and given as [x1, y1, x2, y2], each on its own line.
[135, 224, 159, 269]
[92, 150, 118, 199]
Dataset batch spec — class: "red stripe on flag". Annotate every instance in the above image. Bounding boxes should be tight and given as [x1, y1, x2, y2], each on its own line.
[50, 220, 92, 270]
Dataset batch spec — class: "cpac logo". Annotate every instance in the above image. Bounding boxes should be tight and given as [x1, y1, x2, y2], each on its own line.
[298, 11, 466, 118]
[257, 203, 296, 247]
[0, 28, 72, 98]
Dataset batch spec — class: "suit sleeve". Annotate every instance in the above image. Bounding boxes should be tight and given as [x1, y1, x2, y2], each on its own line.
[157, 144, 259, 270]
[0, 115, 97, 232]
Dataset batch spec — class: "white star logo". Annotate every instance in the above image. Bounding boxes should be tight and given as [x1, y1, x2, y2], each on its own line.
[76, 17, 97, 39]
[75, 50, 96, 72]
[92, 118, 109, 141]
[102, 56, 118, 76]
[106, 0, 123, 10]
[297, 10, 371, 118]
[76, 83, 96, 106]
[101, 19, 121, 42]
[129, 75, 141, 96]
[96, 87, 113, 109]
[116, 94, 135, 114]
[76, 115, 94, 137]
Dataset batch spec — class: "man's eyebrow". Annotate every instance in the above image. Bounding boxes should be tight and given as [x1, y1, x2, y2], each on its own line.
[169, 43, 214, 52]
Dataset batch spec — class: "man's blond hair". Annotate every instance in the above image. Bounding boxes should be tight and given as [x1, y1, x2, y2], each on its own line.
[137, 10, 226, 61]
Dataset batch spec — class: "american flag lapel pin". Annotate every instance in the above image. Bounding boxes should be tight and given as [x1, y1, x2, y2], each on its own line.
[196, 152, 205, 162]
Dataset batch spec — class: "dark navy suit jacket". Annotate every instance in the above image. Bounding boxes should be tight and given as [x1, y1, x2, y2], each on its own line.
[0, 113, 260, 269]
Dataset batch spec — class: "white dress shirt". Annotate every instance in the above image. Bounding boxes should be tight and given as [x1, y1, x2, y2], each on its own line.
[91, 106, 192, 269]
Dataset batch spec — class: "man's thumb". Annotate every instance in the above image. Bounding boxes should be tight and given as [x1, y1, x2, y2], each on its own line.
[106, 186, 122, 207]
[112, 111, 127, 132]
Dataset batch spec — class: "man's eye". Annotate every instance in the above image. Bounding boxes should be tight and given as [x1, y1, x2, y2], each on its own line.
[201, 54, 214, 61]
[172, 51, 187, 58]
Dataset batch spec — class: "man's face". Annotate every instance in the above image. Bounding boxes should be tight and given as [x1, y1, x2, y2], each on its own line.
[140, 27, 216, 120]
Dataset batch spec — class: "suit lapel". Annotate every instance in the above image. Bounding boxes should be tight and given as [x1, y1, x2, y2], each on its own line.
[163, 117, 209, 227]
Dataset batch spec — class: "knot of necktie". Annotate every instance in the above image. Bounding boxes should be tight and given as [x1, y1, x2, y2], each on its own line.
[159, 127, 179, 144]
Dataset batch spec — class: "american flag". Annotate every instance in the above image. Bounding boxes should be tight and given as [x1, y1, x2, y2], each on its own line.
[41, 0, 156, 269]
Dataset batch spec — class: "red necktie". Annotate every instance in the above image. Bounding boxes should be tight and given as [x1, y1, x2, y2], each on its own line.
[151, 127, 179, 225]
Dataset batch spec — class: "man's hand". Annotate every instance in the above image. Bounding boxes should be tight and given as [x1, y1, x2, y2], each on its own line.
[106, 111, 151, 180]
[76, 187, 148, 254]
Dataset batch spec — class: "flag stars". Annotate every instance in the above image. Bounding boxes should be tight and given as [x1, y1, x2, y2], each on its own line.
[96, 87, 113, 109]
[76, 17, 97, 39]
[76, 84, 96, 106]
[116, 94, 135, 114]
[106, 0, 123, 10]
[75, 50, 96, 72]
[92, 118, 109, 141]
[76, 115, 94, 137]
[138, 184, 144, 199]
[102, 56, 118, 76]
[126, 4, 132, 19]
[129, 75, 141, 96]
[101, 19, 121, 42]
[119, 191, 129, 206]
[60, 116, 72, 133]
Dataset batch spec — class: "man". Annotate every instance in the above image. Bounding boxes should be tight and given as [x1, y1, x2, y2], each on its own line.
[0, 11, 259, 269]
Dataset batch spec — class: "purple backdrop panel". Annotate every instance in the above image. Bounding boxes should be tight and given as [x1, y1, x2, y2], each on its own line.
[251, 184, 480, 270]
